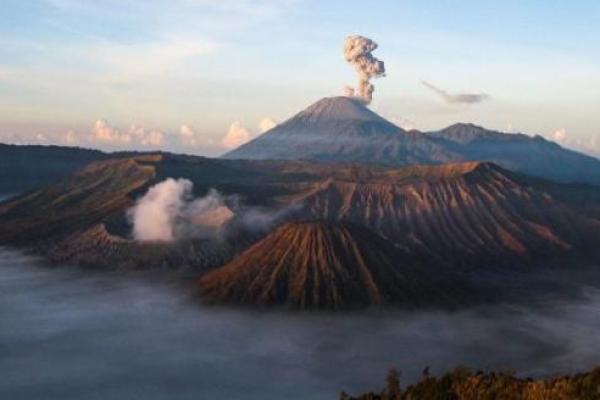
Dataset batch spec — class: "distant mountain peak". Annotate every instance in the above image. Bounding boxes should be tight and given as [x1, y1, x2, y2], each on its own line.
[431, 123, 506, 144]
[296, 96, 389, 124]
[222, 96, 407, 161]
[221, 96, 600, 186]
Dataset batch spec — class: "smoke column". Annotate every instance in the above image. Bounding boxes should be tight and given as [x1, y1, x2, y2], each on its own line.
[343, 35, 386, 104]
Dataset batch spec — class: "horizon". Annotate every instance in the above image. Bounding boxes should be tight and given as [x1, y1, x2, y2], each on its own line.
[1, 1, 599, 157]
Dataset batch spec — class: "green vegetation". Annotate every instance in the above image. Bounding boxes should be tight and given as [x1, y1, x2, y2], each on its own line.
[343, 366, 600, 399]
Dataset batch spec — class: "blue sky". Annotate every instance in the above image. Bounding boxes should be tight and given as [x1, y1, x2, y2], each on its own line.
[0, 0, 599, 156]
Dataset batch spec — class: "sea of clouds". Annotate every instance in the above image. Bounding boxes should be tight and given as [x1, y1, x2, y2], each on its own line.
[2, 248, 600, 400]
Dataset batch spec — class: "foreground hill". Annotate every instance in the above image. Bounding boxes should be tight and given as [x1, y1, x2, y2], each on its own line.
[199, 222, 464, 309]
[224, 96, 600, 186]
[2, 153, 600, 307]
[343, 366, 600, 400]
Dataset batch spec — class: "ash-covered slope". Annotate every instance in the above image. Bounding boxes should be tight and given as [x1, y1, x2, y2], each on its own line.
[223, 97, 600, 185]
[0, 155, 158, 244]
[2, 152, 600, 283]
[294, 161, 600, 267]
[0, 154, 260, 272]
[199, 222, 460, 309]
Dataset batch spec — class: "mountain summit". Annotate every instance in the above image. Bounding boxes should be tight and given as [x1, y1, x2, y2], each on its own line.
[223, 97, 600, 185]
[294, 96, 391, 124]
[223, 96, 439, 165]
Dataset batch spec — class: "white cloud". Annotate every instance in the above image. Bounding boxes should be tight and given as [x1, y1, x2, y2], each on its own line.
[258, 117, 277, 133]
[91, 120, 164, 147]
[179, 124, 195, 141]
[222, 121, 253, 149]
[130, 124, 165, 146]
[552, 128, 567, 142]
[179, 124, 215, 148]
[92, 119, 131, 143]
[221, 117, 277, 149]
[1, 116, 277, 155]
[547, 128, 600, 157]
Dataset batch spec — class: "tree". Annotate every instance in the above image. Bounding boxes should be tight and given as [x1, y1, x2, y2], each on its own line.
[385, 368, 401, 399]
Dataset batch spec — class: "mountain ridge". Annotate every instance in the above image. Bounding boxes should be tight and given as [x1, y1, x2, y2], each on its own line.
[223, 96, 600, 186]
[2, 153, 600, 307]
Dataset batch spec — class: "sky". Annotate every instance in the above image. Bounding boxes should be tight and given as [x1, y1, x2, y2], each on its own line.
[0, 0, 599, 157]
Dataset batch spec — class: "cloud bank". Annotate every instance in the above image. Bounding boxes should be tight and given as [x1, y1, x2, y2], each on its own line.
[0, 116, 280, 156]
[86, 120, 167, 148]
[421, 80, 490, 104]
[4, 248, 600, 400]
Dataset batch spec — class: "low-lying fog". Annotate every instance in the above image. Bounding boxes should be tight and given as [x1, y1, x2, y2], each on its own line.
[2, 248, 600, 400]
[0, 193, 17, 202]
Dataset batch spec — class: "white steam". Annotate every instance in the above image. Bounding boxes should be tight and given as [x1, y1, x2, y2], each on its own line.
[128, 178, 295, 242]
[343, 35, 386, 104]
[128, 179, 234, 242]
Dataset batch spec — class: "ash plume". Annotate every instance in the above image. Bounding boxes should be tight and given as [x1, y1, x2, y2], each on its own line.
[343, 35, 386, 104]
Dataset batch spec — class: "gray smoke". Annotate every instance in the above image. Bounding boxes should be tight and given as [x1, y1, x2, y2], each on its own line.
[343, 35, 386, 104]
[421, 80, 490, 104]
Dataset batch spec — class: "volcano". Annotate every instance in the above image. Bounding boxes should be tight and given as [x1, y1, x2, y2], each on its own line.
[198, 221, 460, 309]
[224, 97, 600, 186]
[2, 151, 600, 308]
[223, 96, 445, 165]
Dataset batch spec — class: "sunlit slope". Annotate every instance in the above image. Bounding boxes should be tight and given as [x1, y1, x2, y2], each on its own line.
[199, 222, 463, 309]
[1, 154, 600, 276]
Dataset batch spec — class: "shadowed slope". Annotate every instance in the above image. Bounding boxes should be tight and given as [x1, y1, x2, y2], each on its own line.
[0, 144, 107, 193]
[428, 123, 600, 185]
[0, 155, 159, 244]
[199, 222, 464, 310]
